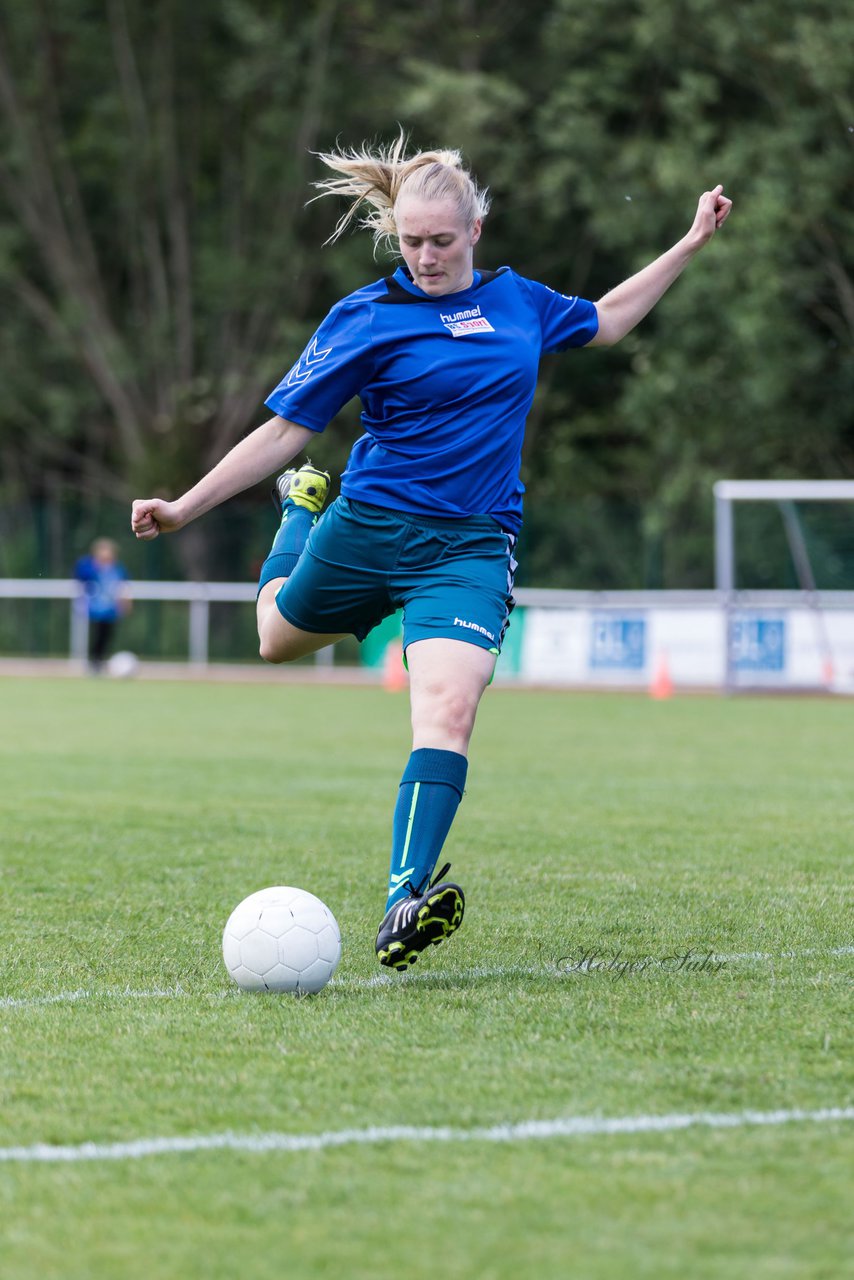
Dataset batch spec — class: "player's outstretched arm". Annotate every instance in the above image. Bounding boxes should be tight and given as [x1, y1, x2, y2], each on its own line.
[131, 416, 315, 541]
[588, 184, 732, 348]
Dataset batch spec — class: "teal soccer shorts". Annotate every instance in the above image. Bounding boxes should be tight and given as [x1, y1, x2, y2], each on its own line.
[275, 496, 518, 654]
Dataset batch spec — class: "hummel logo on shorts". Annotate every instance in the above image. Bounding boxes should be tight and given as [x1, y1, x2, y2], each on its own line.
[454, 616, 496, 642]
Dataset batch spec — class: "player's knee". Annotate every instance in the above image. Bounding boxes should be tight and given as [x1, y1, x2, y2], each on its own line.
[426, 683, 479, 740]
[257, 607, 299, 664]
[258, 629, 295, 664]
[446, 692, 479, 738]
[259, 637, 284, 664]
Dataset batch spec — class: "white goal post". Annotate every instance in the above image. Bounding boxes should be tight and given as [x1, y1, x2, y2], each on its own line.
[714, 480, 854, 692]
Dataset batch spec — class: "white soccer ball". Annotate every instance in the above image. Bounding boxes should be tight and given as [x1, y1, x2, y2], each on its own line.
[107, 650, 139, 679]
[222, 886, 341, 995]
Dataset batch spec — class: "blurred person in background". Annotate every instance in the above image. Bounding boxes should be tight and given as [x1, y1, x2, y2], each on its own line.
[73, 537, 132, 673]
[131, 134, 731, 970]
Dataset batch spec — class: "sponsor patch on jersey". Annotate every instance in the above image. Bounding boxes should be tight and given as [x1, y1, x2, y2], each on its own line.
[439, 304, 495, 338]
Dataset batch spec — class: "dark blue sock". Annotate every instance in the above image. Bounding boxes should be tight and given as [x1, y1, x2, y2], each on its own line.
[257, 504, 315, 592]
[386, 748, 468, 910]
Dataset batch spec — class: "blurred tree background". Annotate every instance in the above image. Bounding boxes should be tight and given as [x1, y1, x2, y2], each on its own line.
[1, 0, 852, 591]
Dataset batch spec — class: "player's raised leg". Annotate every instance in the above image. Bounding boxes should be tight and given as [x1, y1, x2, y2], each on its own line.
[256, 463, 346, 662]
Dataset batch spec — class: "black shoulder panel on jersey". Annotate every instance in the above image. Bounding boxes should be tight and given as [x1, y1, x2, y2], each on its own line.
[376, 266, 509, 304]
[474, 269, 507, 288]
[377, 277, 425, 304]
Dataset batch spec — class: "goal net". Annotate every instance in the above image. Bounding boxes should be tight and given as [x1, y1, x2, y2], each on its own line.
[714, 481, 854, 694]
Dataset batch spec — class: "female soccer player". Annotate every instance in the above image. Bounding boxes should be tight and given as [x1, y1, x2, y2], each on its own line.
[132, 136, 731, 970]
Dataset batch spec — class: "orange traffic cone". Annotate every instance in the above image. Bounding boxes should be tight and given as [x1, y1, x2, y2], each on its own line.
[650, 652, 674, 700]
[382, 640, 408, 692]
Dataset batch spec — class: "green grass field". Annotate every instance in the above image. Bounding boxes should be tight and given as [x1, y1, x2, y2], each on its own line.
[1, 675, 851, 1279]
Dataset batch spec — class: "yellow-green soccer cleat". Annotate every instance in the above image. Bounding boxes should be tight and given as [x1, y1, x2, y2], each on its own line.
[272, 463, 330, 515]
[375, 863, 465, 971]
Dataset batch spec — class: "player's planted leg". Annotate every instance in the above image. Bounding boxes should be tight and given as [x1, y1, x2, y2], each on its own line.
[374, 638, 495, 970]
[375, 863, 465, 971]
[385, 748, 468, 909]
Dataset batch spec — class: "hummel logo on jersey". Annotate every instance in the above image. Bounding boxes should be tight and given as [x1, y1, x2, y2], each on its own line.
[287, 336, 333, 386]
[439, 304, 495, 338]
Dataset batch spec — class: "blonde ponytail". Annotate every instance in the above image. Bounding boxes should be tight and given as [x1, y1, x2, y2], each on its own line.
[312, 131, 490, 250]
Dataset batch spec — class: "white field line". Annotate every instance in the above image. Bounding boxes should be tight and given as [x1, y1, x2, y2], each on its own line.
[1, 946, 852, 1009]
[0, 985, 186, 1010]
[1, 1106, 852, 1165]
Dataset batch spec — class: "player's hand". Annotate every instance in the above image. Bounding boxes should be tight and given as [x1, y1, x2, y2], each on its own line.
[131, 498, 183, 540]
[688, 184, 732, 249]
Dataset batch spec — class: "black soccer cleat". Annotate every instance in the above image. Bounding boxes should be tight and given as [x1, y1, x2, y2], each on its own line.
[375, 863, 465, 971]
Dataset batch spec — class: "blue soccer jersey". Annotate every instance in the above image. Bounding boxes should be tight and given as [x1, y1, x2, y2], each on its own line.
[73, 556, 129, 622]
[265, 266, 598, 533]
